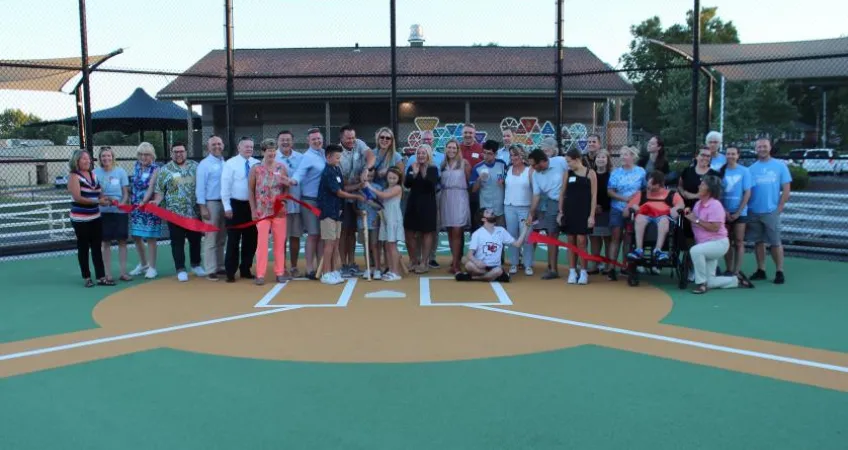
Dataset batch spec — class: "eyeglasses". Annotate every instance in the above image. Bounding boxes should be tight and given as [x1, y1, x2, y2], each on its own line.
[379, 136, 392, 141]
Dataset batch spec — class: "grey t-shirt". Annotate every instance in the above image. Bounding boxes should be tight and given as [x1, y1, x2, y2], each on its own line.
[470, 159, 508, 216]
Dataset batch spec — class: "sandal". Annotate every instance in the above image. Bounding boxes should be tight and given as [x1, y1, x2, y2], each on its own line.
[97, 278, 116, 286]
[737, 272, 755, 289]
[691, 284, 708, 295]
[84, 278, 94, 288]
[119, 274, 133, 282]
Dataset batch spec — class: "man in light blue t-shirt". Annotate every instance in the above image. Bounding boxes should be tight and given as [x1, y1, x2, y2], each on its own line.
[527, 148, 567, 280]
[745, 138, 791, 284]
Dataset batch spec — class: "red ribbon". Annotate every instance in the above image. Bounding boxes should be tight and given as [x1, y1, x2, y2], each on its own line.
[113, 195, 321, 233]
[527, 231, 627, 268]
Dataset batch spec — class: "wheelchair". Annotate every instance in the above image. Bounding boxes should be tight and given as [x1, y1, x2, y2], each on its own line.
[623, 208, 690, 289]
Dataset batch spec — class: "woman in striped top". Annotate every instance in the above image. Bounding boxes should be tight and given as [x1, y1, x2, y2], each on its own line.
[67, 150, 111, 287]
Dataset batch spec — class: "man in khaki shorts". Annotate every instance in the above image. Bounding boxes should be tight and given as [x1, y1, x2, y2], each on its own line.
[275, 130, 304, 278]
[289, 128, 327, 279]
[317, 145, 365, 285]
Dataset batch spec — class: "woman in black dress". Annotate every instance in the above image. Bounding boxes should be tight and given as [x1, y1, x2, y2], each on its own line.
[679, 146, 721, 238]
[404, 145, 439, 274]
[558, 148, 597, 285]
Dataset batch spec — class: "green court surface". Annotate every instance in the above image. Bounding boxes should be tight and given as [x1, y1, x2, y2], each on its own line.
[1, 246, 847, 449]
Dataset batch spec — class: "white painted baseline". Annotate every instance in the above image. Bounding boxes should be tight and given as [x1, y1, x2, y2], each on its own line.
[0, 307, 300, 362]
[467, 305, 848, 374]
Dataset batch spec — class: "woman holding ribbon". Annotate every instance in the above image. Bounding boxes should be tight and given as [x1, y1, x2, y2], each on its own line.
[249, 138, 292, 285]
[128, 142, 162, 279]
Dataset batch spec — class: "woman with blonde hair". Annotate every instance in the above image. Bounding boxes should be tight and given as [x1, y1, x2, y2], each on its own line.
[249, 138, 291, 285]
[67, 149, 110, 287]
[404, 144, 439, 273]
[605, 145, 646, 280]
[128, 142, 162, 279]
[503, 144, 535, 275]
[94, 146, 131, 282]
[371, 127, 404, 272]
[439, 139, 471, 273]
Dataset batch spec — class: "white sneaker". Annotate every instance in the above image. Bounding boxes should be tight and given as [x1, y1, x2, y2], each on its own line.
[382, 272, 402, 282]
[598, 263, 607, 272]
[321, 272, 337, 284]
[144, 267, 158, 279]
[525, 266, 534, 276]
[509, 265, 518, 275]
[192, 266, 206, 277]
[373, 269, 382, 280]
[177, 271, 189, 282]
[332, 271, 345, 285]
[578, 270, 589, 285]
[129, 264, 148, 276]
[567, 269, 578, 284]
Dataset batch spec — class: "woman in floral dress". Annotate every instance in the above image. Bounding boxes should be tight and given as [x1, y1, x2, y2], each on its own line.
[128, 142, 163, 279]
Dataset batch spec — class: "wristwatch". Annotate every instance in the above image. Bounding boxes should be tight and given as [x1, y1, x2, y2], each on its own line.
[695, 218, 701, 225]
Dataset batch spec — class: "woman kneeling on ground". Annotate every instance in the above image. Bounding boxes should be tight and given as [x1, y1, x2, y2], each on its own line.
[684, 175, 754, 294]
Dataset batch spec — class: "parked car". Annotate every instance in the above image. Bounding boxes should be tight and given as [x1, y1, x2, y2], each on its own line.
[791, 149, 846, 175]
[54, 175, 68, 189]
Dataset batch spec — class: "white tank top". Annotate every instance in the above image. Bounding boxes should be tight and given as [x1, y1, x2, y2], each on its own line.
[504, 166, 532, 207]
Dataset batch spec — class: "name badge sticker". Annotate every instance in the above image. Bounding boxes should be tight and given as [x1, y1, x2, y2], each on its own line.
[336, 176, 342, 183]
[472, 153, 480, 158]
[110, 178, 120, 186]
[568, 176, 577, 183]
[142, 173, 150, 179]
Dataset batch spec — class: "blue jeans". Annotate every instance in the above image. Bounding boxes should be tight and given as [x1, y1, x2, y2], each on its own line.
[504, 204, 534, 266]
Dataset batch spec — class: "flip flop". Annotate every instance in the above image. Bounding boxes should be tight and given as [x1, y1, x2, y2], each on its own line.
[691, 284, 708, 295]
[737, 272, 755, 289]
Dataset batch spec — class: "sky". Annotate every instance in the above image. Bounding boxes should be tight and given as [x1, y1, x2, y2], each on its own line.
[1, 0, 846, 123]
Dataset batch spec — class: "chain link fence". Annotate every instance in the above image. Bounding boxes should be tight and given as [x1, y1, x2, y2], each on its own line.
[1, 0, 846, 260]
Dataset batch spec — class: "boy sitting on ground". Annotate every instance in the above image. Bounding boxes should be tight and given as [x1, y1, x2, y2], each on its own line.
[318, 144, 365, 285]
[456, 208, 528, 282]
[626, 171, 685, 262]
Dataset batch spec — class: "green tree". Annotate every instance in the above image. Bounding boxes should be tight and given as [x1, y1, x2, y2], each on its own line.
[0, 108, 40, 137]
[0, 108, 76, 145]
[620, 7, 739, 135]
[721, 80, 797, 147]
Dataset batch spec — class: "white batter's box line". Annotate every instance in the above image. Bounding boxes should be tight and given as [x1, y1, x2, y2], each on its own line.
[419, 277, 513, 307]
[254, 279, 358, 309]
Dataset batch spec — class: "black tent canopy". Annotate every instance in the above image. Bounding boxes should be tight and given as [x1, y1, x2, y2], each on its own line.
[30, 87, 200, 133]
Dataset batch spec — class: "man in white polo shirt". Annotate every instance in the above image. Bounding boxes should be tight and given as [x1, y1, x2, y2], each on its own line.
[196, 135, 227, 280]
[221, 136, 260, 282]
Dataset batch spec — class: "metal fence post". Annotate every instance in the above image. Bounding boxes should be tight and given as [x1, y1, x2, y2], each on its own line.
[224, 0, 236, 156]
[78, 0, 93, 153]
[555, 0, 564, 153]
[691, 0, 701, 149]
[390, 0, 398, 142]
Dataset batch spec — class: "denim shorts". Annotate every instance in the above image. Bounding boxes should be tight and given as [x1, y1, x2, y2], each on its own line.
[609, 208, 626, 229]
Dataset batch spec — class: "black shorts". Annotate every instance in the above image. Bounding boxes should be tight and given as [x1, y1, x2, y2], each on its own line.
[341, 202, 358, 231]
[101, 212, 129, 241]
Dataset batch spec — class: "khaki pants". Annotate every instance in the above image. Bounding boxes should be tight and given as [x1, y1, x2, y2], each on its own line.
[203, 200, 226, 274]
[690, 238, 738, 289]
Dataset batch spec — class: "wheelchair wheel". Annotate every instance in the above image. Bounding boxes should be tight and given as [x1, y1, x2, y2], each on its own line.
[677, 255, 689, 290]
